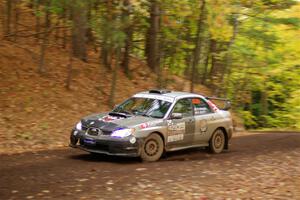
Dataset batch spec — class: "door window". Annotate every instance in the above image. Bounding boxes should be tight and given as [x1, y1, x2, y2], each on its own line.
[192, 98, 212, 115]
[172, 98, 193, 117]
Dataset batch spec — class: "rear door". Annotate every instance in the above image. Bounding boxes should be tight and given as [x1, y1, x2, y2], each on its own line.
[166, 98, 195, 148]
[191, 97, 216, 144]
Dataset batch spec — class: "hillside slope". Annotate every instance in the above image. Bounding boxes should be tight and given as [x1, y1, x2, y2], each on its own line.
[0, 39, 211, 154]
[0, 1, 215, 154]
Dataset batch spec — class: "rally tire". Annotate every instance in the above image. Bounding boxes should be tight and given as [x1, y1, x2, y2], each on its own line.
[209, 129, 225, 154]
[140, 133, 164, 162]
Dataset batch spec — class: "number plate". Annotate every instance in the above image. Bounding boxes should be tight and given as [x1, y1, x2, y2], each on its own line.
[84, 138, 96, 145]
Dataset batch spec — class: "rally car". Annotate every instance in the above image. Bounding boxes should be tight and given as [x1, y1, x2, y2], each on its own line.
[70, 89, 233, 162]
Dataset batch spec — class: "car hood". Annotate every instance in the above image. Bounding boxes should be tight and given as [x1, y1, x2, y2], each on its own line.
[81, 113, 160, 133]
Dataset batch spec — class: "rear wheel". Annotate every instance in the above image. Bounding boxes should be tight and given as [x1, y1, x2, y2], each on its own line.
[209, 129, 225, 154]
[140, 133, 164, 162]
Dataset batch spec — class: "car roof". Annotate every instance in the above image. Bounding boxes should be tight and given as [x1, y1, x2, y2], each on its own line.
[134, 90, 206, 102]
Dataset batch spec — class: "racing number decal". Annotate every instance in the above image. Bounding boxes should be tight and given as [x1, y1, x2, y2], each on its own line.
[199, 119, 208, 133]
[167, 121, 185, 142]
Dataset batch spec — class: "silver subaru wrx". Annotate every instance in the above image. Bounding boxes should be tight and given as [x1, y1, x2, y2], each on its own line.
[70, 89, 233, 162]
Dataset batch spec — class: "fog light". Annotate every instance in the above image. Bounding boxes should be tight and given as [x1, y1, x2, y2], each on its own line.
[70, 136, 78, 145]
[73, 130, 78, 136]
[129, 137, 136, 144]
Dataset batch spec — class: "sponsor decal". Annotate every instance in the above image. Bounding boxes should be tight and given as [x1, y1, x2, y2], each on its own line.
[168, 122, 185, 132]
[133, 94, 174, 102]
[101, 115, 123, 122]
[207, 100, 219, 112]
[194, 107, 209, 115]
[167, 134, 184, 142]
[84, 138, 96, 145]
[167, 121, 185, 142]
[140, 123, 149, 129]
[192, 98, 201, 104]
[199, 119, 208, 133]
[192, 98, 210, 114]
[139, 121, 159, 129]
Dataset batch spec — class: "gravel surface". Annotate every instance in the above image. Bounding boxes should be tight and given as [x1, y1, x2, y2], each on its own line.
[0, 132, 300, 200]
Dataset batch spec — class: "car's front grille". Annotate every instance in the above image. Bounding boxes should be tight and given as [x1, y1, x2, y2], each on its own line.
[102, 130, 112, 135]
[87, 127, 102, 136]
[84, 127, 112, 136]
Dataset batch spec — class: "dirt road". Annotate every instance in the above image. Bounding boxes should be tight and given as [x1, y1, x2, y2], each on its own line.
[1, 132, 300, 200]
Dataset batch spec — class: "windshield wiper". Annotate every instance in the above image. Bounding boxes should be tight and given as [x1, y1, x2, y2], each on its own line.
[142, 113, 162, 119]
[119, 110, 132, 115]
[109, 112, 128, 118]
[141, 113, 150, 117]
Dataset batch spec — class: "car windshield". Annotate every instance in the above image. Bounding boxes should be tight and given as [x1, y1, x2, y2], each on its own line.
[112, 97, 172, 118]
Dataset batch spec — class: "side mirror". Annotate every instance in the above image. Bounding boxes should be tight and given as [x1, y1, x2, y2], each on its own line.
[170, 113, 183, 119]
[223, 101, 231, 111]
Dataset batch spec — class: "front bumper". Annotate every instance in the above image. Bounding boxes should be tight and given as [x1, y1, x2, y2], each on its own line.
[69, 129, 141, 157]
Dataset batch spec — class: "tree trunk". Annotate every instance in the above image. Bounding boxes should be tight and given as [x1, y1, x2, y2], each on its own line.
[260, 89, 269, 127]
[190, 0, 206, 92]
[201, 39, 211, 85]
[4, 0, 12, 36]
[156, 32, 165, 88]
[220, 16, 239, 96]
[121, 0, 132, 78]
[13, 0, 19, 42]
[261, 90, 268, 116]
[145, 0, 160, 73]
[54, 18, 60, 43]
[62, 1, 68, 48]
[208, 39, 218, 81]
[65, 44, 73, 90]
[101, 0, 112, 69]
[101, 46, 110, 69]
[71, 0, 87, 62]
[34, 0, 40, 42]
[86, 0, 94, 44]
[38, 0, 50, 74]
[109, 48, 121, 108]
[183, 24, 193, 78]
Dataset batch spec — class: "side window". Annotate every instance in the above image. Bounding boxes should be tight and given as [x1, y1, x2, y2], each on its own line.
[192, 98, 212, 115]
[172, 98, 193, 117]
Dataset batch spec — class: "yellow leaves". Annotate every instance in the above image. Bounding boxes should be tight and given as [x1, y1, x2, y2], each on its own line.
[161, 0, 193, 29]
[274, 2, 300, 18]
[239, 0, 255, 8]
[268, 4, 300, 70]
[170, 0, 193, 17]
[207, 0, 234, 41]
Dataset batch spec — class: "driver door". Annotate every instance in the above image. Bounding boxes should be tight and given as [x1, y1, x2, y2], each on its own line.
[166, 98, 195, 148]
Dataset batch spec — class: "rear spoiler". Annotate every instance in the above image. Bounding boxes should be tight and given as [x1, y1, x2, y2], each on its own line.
[205, 96, 231, 111]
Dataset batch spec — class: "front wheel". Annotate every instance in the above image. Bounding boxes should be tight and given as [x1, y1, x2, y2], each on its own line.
[209, 129, 225, 154]
[140, 133, 164, 162]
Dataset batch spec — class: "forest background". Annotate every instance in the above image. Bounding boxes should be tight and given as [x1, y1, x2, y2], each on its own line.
[0, 0, 300, 152]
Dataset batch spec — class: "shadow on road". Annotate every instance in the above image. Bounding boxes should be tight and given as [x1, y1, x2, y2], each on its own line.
[69, 152, 141, 164]
[68, 132, 300, 163]
[68, 145, 234, 164]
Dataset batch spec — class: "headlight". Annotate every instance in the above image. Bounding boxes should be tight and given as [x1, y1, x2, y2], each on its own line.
[111, 128, 134, 138]
[76, 121, 82, 130]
